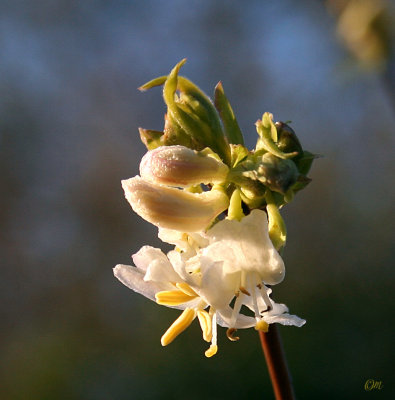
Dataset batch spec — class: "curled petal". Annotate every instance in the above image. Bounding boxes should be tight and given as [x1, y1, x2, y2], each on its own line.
[264, 311, 306, 327]
[140, 145, 229, 187]
[122, 176, 229, 232]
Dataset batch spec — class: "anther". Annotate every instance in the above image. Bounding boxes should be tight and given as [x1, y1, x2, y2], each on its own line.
[239, 286, 251, 296]
[161, 308, 196, 346]
[155, 290, 196, 306]
[205, 345, 218, 358]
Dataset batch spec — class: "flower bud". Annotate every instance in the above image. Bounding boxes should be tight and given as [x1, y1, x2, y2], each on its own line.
[122, 176, 229, 232]
[274, 122, 303, 157]
[140, 145, 229, 187]
[257, 153, 299, 194]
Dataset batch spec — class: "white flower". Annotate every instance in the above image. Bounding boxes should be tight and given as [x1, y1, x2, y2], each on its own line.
[114, 210, 305, 357]
[114, 245, 225, 357]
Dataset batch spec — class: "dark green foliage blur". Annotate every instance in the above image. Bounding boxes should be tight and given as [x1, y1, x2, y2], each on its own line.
[1, 1, 394, 399]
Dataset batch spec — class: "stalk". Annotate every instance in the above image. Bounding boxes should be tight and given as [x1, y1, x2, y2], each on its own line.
[259, 325, 296, 400]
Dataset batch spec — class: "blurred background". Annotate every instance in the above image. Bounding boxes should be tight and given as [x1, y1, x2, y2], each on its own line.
[1, 0, 394, 399]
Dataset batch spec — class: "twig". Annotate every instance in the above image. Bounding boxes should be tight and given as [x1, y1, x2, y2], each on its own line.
[259, 325, 296, 400]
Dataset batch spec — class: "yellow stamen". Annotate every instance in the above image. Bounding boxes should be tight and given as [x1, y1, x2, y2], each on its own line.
[205, 345, 218, 358]
[155, 290, 196, 306]
[175, 282, 199, 297]
[197, 309, 212, 342]
[255, 320, 269, 332]
[161, 308, 196, 346]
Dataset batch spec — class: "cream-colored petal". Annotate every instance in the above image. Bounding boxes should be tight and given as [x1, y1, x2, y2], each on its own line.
[113, 264, 164, 301]
[122, 176, 229, 232]
[203, 209, 285, 285]
[140, 145, 229, 187]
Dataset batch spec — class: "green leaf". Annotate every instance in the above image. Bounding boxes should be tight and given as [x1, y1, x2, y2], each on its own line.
[162, 60, 230, 164]
[214, 82, 244, 145]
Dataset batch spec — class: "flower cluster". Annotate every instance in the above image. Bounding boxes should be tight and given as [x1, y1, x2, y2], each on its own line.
[114, 60, 315, 357]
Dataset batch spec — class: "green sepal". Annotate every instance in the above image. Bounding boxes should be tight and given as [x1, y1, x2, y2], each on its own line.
[162, 60, 231, 164]
[138, 76, 167, 91]
[295, 151, 319, 176]
[214, 82, 244, 146]
[291, 175, 312, 193]
[138, 128, 164, 150]
[163, 113, 196, 148]
[230, 144, 249, 168]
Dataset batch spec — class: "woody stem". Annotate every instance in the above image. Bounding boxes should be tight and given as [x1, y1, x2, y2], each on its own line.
[259, 325, 296, 400]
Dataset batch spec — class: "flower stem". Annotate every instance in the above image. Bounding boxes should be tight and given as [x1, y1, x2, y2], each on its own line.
[259, 325, 296, 400]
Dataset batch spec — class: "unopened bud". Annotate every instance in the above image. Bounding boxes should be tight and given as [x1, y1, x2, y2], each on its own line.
[257, 153, 299, 194]
[275, 122, 303, 157]
[122, 176, 229, 232]
[140, 145, 229, 187]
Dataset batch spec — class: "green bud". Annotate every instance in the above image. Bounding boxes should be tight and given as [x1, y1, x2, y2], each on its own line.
[275, 122, 303, 157]
[255, 113, 298, 159]
[256, 153, 299, 194]
[265, 191, 287, 250]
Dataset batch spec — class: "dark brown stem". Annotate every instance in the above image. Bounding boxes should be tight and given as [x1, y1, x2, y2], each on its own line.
[259, 325, 296, 400]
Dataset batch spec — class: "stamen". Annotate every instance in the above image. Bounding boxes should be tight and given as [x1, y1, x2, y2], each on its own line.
[226, 328, 240, 341]
[253, 272, 262, 286]
[229, 292, 244, 327]
[205, 310, 218, 357]
[258, 285, 273, 312]
[240, 271, 248, 292]
[161, 308, 196, 346]
[205, 345, 218, 358]
[251, 283, 261, 320]
[211, 311, 217, 346]
[197, 309, 212, 342]
[156, 290, 196, 306]
[175, 282, 199, 297]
